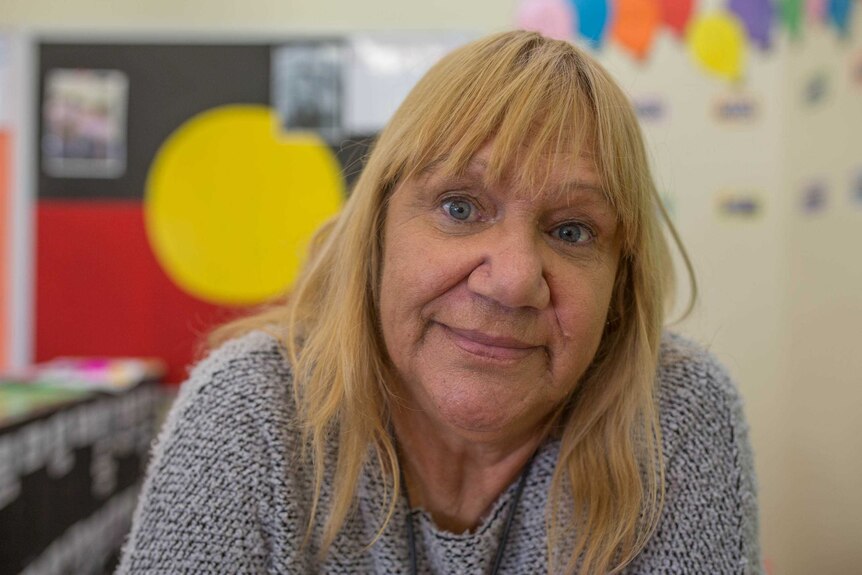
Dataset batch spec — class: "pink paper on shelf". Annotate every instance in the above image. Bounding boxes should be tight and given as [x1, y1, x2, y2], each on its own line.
[22, 356, 166, 393]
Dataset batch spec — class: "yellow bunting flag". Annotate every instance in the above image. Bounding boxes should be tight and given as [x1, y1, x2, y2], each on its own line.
[688, 11, 748, 82]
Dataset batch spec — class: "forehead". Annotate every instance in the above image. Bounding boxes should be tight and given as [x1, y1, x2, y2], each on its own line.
[415, 144, 610, 206]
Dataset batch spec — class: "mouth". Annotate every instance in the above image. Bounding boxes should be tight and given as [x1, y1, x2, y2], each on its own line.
[439, 323, 543, 362]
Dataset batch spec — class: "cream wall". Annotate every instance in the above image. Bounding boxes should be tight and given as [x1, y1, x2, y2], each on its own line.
[3, 0, 506, 32]
[3, 2, 861, 573]
[780, 27, 862, 574]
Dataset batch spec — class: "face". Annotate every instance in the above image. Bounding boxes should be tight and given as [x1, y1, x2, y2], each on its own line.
[378, 143, 621, 441]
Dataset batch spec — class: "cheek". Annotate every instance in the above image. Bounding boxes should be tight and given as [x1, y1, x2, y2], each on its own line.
[380, 239, 429, 319]
[380, 225, 472, 325]
[549, 265, 618, 370]
[378, 225, 444, 350]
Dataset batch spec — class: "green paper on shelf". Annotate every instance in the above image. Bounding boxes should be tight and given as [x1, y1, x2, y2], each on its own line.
[0, 381, 92, 426]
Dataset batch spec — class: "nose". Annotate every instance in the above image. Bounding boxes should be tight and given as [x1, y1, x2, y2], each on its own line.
[466, 225, 551, 310]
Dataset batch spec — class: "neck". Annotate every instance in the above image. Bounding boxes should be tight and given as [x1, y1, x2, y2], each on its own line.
[392, 406, 546, 533]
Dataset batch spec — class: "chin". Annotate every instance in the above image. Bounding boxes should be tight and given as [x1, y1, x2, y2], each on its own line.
[428, 387, 529, 436]
[441, 411, 509, 435]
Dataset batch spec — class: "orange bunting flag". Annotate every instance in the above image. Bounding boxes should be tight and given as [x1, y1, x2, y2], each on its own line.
[612, 0, 662, 60]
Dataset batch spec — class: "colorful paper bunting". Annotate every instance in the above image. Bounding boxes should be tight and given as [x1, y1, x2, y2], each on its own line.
[729, 0, 775, 49]
[689, 11, 748, 82]
[659, 0, 695, 38]
[516, 0, 578, 41]
[572, 0, 611, 47]
[511, 0, 858, 65]
[612, 0, 661, 59]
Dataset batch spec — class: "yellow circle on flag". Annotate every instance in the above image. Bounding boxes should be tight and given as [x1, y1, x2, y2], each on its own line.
[145, 105, 344, 305]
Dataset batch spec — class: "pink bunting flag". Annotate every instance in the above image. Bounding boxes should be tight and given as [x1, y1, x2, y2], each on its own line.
[807, 0, 828, 23]
[516, 0, 577, 41]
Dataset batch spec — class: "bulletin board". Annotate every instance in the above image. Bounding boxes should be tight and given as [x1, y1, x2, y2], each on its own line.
[34, 40, 374, 382]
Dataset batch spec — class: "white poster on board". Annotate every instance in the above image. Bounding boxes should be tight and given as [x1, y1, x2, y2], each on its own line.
[344, 33, 476, 135]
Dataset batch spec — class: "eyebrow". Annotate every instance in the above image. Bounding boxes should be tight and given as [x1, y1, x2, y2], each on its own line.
[557, 180, 606, 197]
[418, 156, 609, 202]
[416, 156, 477, 178]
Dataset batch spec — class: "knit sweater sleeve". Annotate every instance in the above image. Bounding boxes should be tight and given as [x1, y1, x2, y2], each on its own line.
[625, 334, 764, 575]
[117, 332, 294, 574]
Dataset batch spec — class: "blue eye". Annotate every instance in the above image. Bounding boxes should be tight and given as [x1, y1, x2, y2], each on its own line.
[554, 222, 592, 244]
[443, 199, 473, 221]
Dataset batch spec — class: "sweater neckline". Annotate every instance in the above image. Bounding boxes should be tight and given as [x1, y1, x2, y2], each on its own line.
[379, 439, 559, 541]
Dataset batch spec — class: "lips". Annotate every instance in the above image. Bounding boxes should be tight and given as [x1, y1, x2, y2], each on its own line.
[440, 324, 542, 361]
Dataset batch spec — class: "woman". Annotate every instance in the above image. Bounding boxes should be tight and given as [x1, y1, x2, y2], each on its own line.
[119, 31, 762, 574]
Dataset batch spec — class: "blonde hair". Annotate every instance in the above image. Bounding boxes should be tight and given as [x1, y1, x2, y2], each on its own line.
[211, 31, 693, 574]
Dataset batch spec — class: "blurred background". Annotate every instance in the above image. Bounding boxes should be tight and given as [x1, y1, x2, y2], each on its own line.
[0, 0, 860, 573]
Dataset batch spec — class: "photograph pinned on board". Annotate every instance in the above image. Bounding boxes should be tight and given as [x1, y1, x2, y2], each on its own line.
[800, 180, 829, 215]
[272, 41, 344, 142]
[716, 190, 763, 219]
[42, 69, 128, 178]
[713, 92, 759, 124]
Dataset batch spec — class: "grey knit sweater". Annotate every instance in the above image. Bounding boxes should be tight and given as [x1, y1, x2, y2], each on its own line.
[117, 331, 762, 574]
